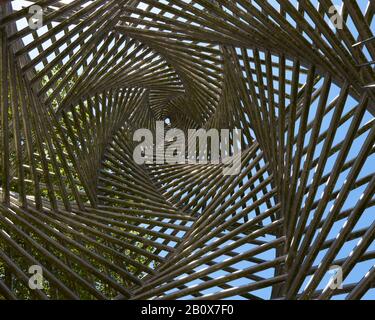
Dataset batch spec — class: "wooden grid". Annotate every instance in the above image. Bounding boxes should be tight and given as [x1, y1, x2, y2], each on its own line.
[0, 0, 374, 300]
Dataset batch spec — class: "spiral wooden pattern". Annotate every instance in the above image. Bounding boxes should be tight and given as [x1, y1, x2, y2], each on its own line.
[0, 0, 374, 300]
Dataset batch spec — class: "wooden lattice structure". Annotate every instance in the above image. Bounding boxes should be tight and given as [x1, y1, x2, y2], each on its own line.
[0, 0, 374, 300]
